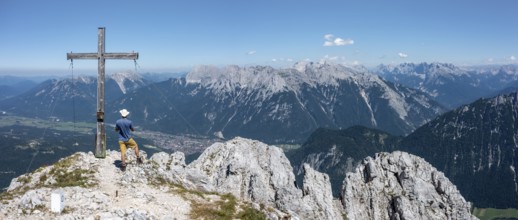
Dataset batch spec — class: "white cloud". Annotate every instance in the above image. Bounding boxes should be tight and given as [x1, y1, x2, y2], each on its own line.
[272, 58, 277, 62]
[398, 52, 408, 58]
[247, 50, 256, 55]
[323, 41, 334, 46]
[323, 34, 354, 47]
[334, 38, 354, 46]
[510, 55, 517, 61]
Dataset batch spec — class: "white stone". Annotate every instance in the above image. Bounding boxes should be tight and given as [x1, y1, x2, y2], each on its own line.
[51, 190, 65, 213]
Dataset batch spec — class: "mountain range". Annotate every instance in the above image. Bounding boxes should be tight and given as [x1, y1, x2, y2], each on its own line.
[375, 62, 518, 109]
[114, 62, 445, 143]
[0, 76, 40, 101]
[1, 62, 446, 144]
[0, 72, 149, 121]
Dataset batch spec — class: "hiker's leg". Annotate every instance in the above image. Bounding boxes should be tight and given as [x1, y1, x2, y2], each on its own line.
[119, 141, 127, 165]
[128, 138, 140, 158]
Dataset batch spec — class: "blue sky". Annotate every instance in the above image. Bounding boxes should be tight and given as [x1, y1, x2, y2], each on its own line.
[1, 0, 517, 75]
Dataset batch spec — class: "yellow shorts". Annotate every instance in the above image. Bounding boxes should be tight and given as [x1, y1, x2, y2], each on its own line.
[119, 138, 138, 156]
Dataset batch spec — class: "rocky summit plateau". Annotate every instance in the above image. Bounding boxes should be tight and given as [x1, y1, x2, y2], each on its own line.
[0, 137, 477, 219]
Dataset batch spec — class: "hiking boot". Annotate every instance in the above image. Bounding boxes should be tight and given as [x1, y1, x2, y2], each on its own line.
[137, 157, 143, 164]
[120, 163, 126, 172]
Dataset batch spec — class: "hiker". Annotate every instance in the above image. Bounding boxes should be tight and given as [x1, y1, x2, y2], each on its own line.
[115, 109, 142, 171]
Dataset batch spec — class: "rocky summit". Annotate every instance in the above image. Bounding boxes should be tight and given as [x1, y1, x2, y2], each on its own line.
[342, 151, 477, 220]
[0, 137, 340, 219]
[0, 137, 476, 220]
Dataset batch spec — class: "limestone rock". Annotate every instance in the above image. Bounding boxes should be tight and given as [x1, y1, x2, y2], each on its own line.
[301, 164, 340, 220]
[2, 137, 478, 220]
[341, 151, 477, 220]
[186, 137, 339, 219]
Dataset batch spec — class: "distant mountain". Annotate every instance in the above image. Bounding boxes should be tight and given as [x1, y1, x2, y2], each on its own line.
[470, 64, 518, 96]
[289, 92, 518, 208]
[0, 78, 38, 101]
[0, 72, 149, 121]
[468, 64, 518, 90]
[375, 62, 495, 109]
[400, 92, 518, 208]
[114, 62, 445, 143]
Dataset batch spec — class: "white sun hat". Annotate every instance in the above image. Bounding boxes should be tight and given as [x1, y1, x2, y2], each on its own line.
[119, 109, 130, 117]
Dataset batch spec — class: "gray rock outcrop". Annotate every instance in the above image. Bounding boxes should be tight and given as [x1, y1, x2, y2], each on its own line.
[184, 137, 340, 220]
[341, 151, 477, 220]
[1, 137, 478, 220]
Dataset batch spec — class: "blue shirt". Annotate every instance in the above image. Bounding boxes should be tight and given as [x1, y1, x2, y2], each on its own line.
[115, 118, 134, 142]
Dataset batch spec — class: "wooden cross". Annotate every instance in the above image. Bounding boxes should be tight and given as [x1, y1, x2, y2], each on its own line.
[67, 27, 138, 158]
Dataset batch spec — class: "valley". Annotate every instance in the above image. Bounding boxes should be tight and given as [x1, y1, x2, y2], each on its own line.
[0, 115, 219, 190]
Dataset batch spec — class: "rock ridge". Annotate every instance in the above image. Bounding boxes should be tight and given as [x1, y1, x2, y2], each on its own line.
[0, 137, 477, 220]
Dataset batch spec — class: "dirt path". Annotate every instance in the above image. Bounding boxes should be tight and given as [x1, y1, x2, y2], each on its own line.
[92, 151, 192, 219]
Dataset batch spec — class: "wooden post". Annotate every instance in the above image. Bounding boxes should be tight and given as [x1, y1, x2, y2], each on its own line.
[67, 27, 138, 158]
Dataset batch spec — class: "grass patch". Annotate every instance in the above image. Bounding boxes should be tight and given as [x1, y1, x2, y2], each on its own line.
[47, 154, 96, 188]
[17, 175, 32, 184]
[148, 176, 209, 199]
[473, 207, 518, 220]
[190, 193, 237, 220]
[236, 205, 267, 220]
[189, 193, 267, 220]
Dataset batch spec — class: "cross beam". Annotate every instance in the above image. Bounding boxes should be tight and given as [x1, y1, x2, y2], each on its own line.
[67, 27, 139, 158]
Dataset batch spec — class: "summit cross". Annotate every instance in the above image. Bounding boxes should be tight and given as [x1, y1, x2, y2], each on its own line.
[67, 27, 139, 158]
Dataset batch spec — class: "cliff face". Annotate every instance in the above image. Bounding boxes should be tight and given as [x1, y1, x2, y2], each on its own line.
[342, 151, 477, 220]
[0, 138, 476, 220]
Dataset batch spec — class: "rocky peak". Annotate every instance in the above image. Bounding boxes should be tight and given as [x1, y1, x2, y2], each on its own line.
[184, 137, 342, 219]
[0, 137, 341, 219]
[341, 151, 477, 220]
[0, 137, 476, 219]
